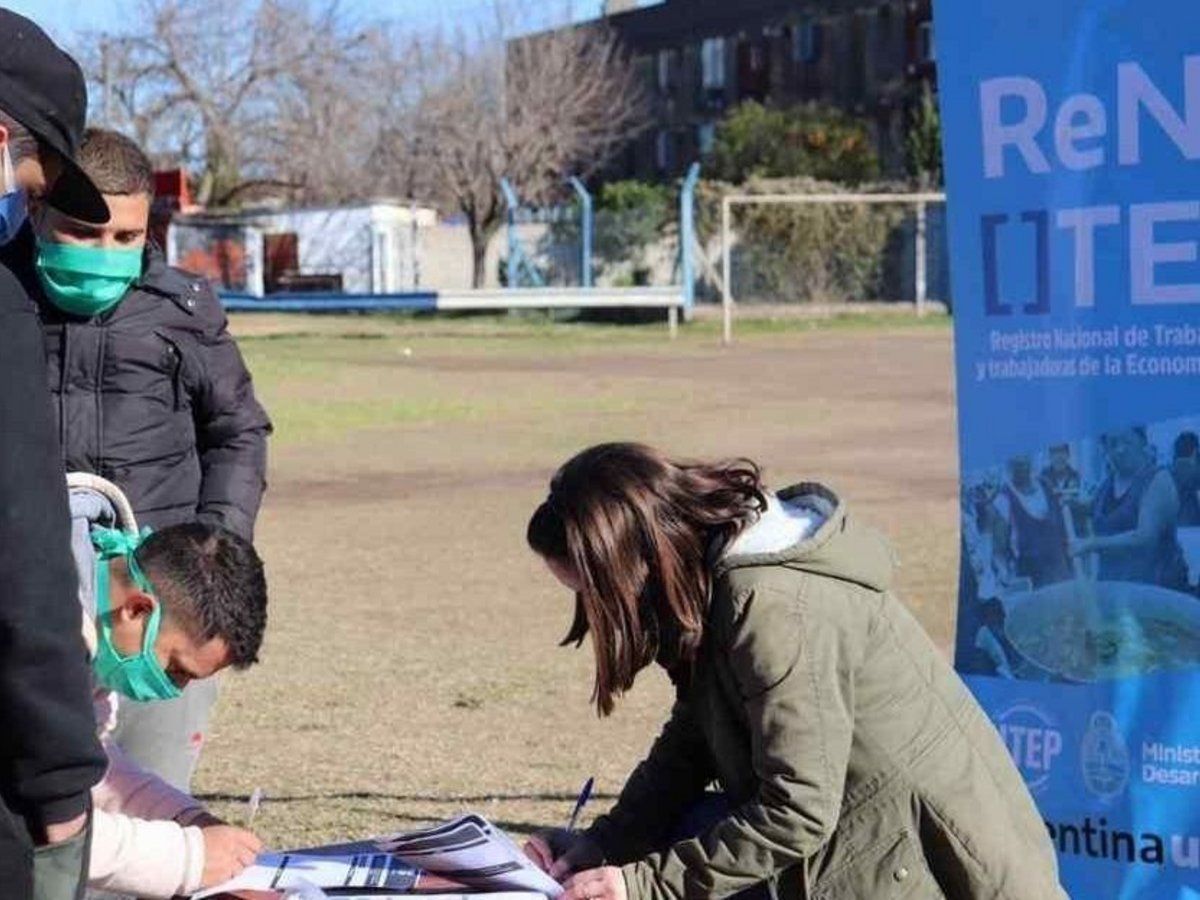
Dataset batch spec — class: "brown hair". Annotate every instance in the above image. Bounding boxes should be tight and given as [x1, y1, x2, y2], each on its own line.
[78, 127, 153, 196]
[527, 443, 766, 715]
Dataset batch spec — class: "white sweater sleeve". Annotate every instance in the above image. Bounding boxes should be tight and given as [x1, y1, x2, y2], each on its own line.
[94, 735, 205, 822]
[89, 807, 206, 898]
[88, 736, 210, 895]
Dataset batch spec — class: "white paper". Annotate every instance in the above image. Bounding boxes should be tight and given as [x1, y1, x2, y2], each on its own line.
[300, 895, 542, 900]
[191, 850, 419, 898]
[375, 814, 563, 898]
[193, 815, 561, 899]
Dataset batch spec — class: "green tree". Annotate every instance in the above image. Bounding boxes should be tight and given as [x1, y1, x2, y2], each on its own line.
[905, 81, 943, 188]
[546, 180, 674, 286]
[594, 181, 673, 272]
[709, 102, 879, 185]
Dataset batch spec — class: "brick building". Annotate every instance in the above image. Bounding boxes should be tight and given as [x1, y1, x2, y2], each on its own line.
[527, 0, 937, 181]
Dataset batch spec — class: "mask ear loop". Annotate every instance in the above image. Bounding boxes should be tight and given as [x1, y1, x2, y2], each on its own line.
[125, 549, 180, 696]
[95, 554, 113, 621]
[126, 551, 164, 654]
[94, 552, 159, 662]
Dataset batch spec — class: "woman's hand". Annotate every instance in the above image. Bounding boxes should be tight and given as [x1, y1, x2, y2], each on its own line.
[561, 866, 628, 900]
[524, 828, 604, 880]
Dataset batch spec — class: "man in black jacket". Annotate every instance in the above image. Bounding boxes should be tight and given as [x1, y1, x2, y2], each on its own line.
[3, 128, 273, 792]
[0, 11, 112, 899]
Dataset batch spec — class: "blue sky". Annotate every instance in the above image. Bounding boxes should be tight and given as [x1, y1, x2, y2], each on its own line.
[6, 0, 660, 43]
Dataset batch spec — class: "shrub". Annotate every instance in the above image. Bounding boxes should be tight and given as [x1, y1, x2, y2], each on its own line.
[699, 177, 912, 304]
[545, 180, 676, 285]
[905, 81, 943, 188]
[593, 180, 674, 278]
[709, 102, 880, 185]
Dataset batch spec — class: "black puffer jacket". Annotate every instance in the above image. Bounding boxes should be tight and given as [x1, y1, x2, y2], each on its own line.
[0, 256, 106, 895]
[3, 227, 272, 540]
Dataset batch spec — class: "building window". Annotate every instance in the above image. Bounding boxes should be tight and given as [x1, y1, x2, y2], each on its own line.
[697, 122, 717, 156]
[748, 45, 764, 73]
[793, 19, 821, 64]
[657, 48, 672, 93]
[701, 37, 726, 89]
[655, 130, 671, 171]
[918, 20, 935, 62]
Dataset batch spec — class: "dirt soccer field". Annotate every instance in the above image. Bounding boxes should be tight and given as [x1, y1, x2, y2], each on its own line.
[194, 312, 960, 850]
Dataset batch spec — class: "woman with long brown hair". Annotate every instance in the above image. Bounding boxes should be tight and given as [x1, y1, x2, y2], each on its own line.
[523, 443, 1065, 900]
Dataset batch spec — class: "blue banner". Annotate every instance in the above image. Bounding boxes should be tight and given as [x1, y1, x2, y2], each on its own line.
[935, 3, 1200, 897]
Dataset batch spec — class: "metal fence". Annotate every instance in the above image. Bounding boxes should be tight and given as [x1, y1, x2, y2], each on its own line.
[718, 192, 951, 307]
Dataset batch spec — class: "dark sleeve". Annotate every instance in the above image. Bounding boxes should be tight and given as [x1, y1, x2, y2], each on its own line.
[190, 285, 272, 541]
[0, 268, 106, 832]
[585, 698, 714, 865]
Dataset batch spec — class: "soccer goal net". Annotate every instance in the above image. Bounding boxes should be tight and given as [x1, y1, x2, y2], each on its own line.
[718, 191, 950, 339]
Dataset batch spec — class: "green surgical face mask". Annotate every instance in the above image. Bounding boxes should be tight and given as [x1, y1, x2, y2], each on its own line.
[35, 240, 142, 317]
[91, 528, 182, 703]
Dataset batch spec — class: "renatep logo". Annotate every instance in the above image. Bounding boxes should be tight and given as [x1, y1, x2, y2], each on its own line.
[996, 703, 1063, 792]
[1081, 711, 1131, 801]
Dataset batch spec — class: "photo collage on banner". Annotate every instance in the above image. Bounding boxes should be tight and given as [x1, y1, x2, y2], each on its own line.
[934, 2, 1200, 897]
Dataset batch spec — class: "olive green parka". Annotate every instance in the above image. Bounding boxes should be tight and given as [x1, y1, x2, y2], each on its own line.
[586, 485, 1066, 900]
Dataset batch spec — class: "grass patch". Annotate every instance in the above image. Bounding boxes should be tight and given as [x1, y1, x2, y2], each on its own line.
[229, 309, 950, 360]
[236, 309, 952, 446]
[195, 315, 958, 850]
[269, 397, 482, 441]
[231, 307, 951, 347]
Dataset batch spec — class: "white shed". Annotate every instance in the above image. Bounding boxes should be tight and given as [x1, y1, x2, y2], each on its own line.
[167, 201, 437, 297]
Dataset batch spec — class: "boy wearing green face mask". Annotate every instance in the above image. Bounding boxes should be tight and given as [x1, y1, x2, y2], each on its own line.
[68, 480, 268, 898]
[0, 128, 273, 797]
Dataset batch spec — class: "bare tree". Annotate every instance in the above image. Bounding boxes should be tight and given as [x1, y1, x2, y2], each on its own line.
[77, 0, 375, 206]
[390, 14, 647, 287]
[77, 0, 644, 286]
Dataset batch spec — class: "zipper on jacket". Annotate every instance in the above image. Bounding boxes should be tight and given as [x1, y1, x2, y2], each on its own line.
[157, 332, 185, 411]
[95, 326, 105, 476]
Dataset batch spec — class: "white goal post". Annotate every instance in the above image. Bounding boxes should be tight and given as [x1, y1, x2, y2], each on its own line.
[719, 191, 949, 346]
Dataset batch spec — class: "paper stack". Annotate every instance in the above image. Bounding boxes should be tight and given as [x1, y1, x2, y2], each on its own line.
[193, 814, 561, 900]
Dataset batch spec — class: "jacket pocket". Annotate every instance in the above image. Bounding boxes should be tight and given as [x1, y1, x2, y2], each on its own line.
[31, 823, 89, 900]
[154, 331, 187, 411]
[811, 830, 945, 900]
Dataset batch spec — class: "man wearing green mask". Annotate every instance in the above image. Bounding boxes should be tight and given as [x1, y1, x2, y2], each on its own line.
[65, 480, 268, 897]
[0, 128, 273, 798]
[32, 194, 147, 316]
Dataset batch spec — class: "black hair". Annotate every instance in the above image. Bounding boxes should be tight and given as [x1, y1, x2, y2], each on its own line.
[134, 523, 267, 669]
[1103, 426, 1148, 448]
[1176, 431, 1200, 460]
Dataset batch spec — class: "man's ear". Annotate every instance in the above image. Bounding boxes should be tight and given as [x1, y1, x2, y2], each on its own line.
[117, 587, 158, 624]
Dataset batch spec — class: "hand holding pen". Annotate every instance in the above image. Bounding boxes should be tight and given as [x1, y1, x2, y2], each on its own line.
[565, 776, 595, 832]
[524, 776, 604, 880]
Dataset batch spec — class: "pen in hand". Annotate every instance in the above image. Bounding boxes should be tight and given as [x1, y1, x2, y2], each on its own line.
[565, 776, 594, 832]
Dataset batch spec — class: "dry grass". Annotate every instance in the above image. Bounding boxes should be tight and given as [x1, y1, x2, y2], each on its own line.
[194, 313, 960, 850]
